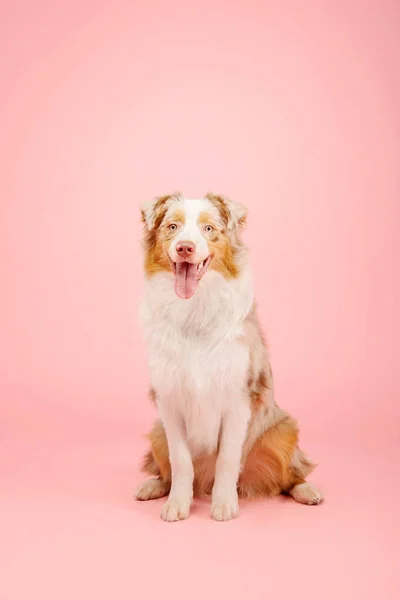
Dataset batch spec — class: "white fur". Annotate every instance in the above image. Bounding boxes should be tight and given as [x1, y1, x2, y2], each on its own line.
[140, 200, 254, 520]
[141, 268, 254, 453]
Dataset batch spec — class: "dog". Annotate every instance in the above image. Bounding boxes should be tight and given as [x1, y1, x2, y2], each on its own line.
[136, 193, 323, 521]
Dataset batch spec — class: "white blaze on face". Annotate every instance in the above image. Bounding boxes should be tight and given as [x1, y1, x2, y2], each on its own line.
[166, 198, 219, 300]
[167, 199, 211, 263]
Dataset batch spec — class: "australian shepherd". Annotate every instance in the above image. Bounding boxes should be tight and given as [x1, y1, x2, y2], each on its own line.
[136, 193, 323, 521]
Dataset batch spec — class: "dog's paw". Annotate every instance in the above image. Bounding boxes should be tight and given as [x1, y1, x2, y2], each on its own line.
[135, 479, 169, 501]
[211, 493, 239, 521]
[160, 496, 191, 522]
[290, 482, 324, 505]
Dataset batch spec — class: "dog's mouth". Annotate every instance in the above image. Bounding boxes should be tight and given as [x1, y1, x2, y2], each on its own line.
[171, 256, 212, 299]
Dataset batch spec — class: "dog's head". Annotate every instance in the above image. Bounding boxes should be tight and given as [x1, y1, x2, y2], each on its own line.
[141, 193, 248, 299]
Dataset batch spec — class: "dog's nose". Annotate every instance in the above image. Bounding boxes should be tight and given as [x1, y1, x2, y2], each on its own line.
[176, 241, 196, 259]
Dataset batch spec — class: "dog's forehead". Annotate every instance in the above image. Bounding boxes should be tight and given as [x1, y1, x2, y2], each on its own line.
[165, 198, 220, 222]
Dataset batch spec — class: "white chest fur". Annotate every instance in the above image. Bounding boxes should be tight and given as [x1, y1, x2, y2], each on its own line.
[141, 268, 254, 453]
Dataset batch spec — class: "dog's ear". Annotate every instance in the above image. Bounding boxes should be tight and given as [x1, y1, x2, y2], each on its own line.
[225, 197, 248, 230]
[141, 194, 180, 231]
[141, 198, 159, 231]
[206, 194, 248, 231]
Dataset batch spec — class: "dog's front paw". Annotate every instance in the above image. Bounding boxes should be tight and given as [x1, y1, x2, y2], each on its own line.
[211, 492, 239, 521]
[161, 496, 191, 522]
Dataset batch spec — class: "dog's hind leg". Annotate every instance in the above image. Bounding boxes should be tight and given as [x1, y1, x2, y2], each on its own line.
[288, 481, 323, 505]
[287, 446, 323, 505]
[238, 415, 323, 504]
[136, 478, 170, 501]
[135, 420, 171, 501]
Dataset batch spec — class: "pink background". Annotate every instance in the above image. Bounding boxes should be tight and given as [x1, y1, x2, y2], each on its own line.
[1, 1, 399, 598]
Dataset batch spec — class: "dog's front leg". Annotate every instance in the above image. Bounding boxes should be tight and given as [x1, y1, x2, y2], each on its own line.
[211, 402, 250, 521]
[159, 407, 194, 522]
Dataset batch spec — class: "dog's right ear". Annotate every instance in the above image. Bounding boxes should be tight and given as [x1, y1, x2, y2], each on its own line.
[141, 198, 159, 231]
[141, 194, 180, 231]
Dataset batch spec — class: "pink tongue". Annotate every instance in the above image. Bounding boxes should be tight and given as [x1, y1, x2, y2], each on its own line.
[174, 262, 199, 299]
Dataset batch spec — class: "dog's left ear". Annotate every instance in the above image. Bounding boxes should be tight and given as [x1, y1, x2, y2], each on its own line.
[206, 194, 248, 231]
[224, 197, 248, 231]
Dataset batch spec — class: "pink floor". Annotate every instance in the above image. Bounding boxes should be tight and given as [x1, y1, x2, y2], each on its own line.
[1, 394, 398, 600]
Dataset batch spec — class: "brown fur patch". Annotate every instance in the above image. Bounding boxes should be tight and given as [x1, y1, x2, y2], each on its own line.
[143, 420, 171, 483]
[249, 370, 270, 408]
[198, 211, 215, 226]
[149, 387, 156, 404]
[141, 449, 160, 477]
[167, 208, 185, 225]
[208, 234, 241, 279]
[200, 202, 246, 279]
[141, 194, 177, 233]
[238, 415, 300, 498]
[142, 195, 182, 277]
[205, 193, 231, 228]
[143, 238, 171, 276]
[205, 193, 247, 229]
[242, 304, 273, 410]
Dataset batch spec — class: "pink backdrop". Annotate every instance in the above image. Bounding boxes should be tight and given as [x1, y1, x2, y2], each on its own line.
[1, 1, 399, 599]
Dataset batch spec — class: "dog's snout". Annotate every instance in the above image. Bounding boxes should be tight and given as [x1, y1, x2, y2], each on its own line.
[176, 241, 196, 259]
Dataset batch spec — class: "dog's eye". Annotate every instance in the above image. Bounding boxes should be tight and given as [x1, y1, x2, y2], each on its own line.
[169, 223, 178, 231]
[204, 225, 214, 233]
